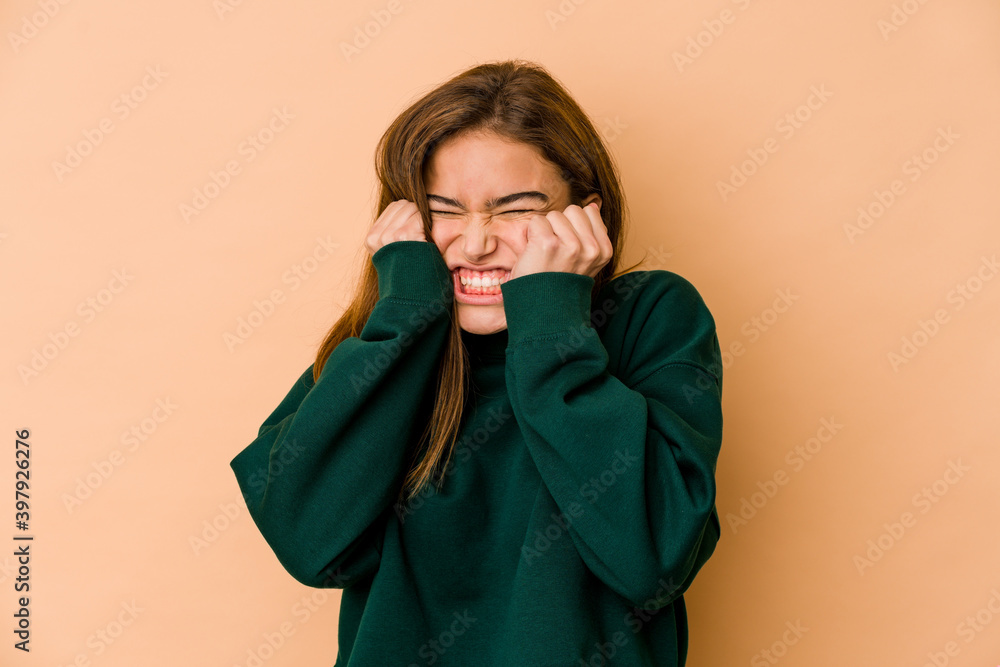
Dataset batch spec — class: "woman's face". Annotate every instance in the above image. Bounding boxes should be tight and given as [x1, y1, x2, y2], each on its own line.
[424, 130, 598, 335]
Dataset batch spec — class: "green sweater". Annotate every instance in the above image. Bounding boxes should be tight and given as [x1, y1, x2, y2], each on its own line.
[230, 240, 723, 667]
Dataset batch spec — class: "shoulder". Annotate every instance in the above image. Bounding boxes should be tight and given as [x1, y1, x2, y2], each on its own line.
[596, 270, 721, 386]
[599, 269, 714, 321]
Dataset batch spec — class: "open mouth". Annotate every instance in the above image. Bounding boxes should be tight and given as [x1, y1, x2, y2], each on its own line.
[454, 269, 511, 295]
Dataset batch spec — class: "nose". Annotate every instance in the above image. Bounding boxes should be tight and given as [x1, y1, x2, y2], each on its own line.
[461, 218, 498, 260]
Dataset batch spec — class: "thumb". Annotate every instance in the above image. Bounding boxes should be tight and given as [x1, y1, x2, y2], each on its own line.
[524, 213, 550, 245]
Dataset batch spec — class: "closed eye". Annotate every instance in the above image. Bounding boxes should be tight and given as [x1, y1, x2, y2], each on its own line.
[429, 210, 536, 216]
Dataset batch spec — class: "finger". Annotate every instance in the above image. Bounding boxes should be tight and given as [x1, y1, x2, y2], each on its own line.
[370, 206, 395, 247]
[582, 202, 614, 259]
[527, 211, 557, 245]
[544, 210, 584, 260]
[557, 205, 601, 256]
[375, 200, 405, 232]
[387, 203, 421, 238]
[564, 205, 611, 277]
[565, 204, 600, 236]
[546, 207, 582, 240]
[582, 201, 603, 236]
[370, 200, 421, 249]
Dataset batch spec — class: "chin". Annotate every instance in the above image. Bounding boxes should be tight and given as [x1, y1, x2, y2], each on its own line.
[460, 321, 508, 335]
[458, 309, 507, 335]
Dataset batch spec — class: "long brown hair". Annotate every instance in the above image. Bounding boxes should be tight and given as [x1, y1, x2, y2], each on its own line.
[313, 59, 647, 503]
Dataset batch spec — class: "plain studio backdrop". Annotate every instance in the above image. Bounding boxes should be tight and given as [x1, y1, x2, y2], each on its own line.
[2, 0, 999, 665]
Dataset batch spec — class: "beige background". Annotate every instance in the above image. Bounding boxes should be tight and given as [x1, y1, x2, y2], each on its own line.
[3, 0, 999, 665]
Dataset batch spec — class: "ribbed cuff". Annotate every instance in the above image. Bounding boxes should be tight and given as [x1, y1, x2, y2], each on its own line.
[501, 271, 595, 347]
[371, 241, 454, 304]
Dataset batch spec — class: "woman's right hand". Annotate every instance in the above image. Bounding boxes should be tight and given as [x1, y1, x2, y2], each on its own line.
[364, 199, 429, 255]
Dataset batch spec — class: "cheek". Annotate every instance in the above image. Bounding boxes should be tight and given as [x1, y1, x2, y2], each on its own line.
[499, 222, 528, 254]
[429, 221, 456, 249]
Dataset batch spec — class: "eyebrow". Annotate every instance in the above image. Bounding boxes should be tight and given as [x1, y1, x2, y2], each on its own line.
[427, 191, 550, 210]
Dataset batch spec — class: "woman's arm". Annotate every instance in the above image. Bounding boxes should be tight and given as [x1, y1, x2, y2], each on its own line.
[230, 240, 454, 588]
[500, 269, 723, 608]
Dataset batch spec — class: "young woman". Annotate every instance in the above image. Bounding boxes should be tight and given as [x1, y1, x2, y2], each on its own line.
[230, 59, 724, 667]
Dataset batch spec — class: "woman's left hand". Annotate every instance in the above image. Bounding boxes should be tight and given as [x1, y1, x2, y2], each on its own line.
[508, 202, 613, 281]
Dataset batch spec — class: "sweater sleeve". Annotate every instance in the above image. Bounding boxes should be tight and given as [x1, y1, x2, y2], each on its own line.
[229, 240, 454, 588]
[500, 269, 723, 609]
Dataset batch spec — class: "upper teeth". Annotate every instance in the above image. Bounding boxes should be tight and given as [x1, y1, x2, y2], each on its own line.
[456, 269, 510, 287]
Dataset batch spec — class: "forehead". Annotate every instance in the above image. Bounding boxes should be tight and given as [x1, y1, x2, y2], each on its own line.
[423, 131, 568, 202]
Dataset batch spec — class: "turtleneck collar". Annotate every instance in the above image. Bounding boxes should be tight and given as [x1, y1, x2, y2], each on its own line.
[460, 327, 509, 361]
